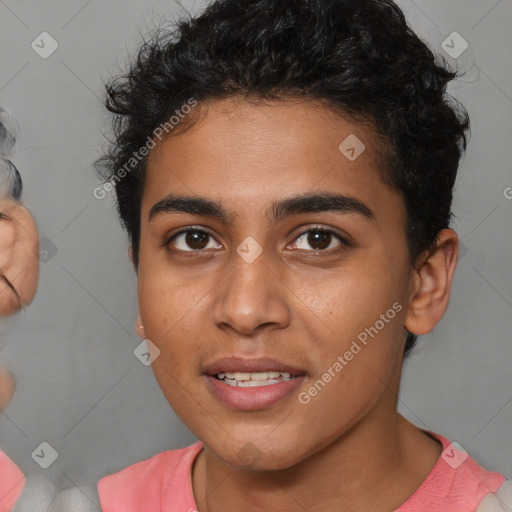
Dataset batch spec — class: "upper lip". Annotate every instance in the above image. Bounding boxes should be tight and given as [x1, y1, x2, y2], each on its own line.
[204, 357, 306, 377]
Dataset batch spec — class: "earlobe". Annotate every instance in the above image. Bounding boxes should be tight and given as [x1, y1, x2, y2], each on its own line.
[136, 309, 146, 339]
[404, 229, 459, 336]
[132, 248, 145, 338]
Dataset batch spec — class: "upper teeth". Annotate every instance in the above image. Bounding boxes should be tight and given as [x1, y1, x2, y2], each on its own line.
[215, 371, 295, 388]
[217, 371, 291, 381]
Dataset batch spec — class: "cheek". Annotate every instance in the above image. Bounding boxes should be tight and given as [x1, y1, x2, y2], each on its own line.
[339, 250, 407, 332]
[293, 318, 403, 451]
[137, 268, 210, 385]
[296, 259, 403, 339]
[138, 265, 200, 335]
[294, 260, 406, 399]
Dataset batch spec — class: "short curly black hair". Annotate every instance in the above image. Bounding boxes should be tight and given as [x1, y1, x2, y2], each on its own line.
[95, 0, 470, 358]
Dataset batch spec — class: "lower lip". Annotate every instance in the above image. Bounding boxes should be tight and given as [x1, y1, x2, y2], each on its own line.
[205, 375, 305, 411]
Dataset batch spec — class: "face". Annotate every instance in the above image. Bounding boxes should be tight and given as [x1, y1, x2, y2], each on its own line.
[136, 97, 414, 470]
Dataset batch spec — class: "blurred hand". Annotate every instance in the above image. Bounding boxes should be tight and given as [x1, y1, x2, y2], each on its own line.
[0, 365, 15, 410]
[0, 197, 39, 316]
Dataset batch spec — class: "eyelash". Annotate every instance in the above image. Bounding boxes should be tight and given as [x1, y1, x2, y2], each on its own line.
[164, 225, 351, 254]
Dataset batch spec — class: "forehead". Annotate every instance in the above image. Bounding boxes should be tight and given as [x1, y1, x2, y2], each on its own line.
[142, 97, 403, 226]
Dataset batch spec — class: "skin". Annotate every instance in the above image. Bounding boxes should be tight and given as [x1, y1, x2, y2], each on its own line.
[134, 96, 458, 512]
[0, 196, 39, 410]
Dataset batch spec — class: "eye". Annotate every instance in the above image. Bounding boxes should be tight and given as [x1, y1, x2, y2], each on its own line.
[166, 227, 221, 252]
[290, 227, 350, 252]
[165, 226, 351, 254]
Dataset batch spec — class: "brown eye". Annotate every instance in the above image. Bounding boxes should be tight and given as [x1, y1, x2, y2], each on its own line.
[292, 228, 349, 252]
[184, 231, 209, 249]
[307, 230, 331, 250]
[167, 228, 220, 252]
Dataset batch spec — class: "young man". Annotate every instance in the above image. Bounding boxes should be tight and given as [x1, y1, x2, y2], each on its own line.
[95, 0, 511, 510]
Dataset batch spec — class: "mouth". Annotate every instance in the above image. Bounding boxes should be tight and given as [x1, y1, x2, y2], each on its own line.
[204, 356, 305, 381]
[214, 371, 297, 387]
[203, 357, 306, 410]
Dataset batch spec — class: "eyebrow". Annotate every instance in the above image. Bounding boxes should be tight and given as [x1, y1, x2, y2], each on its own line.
[148, 191, 374, 224]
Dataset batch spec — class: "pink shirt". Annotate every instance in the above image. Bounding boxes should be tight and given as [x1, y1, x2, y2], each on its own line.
[98, 431, 506, 512]
[0, 451, 25, 512]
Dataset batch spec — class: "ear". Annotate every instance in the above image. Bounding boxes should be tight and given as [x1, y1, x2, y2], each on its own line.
[404, 229, 459, 336]
[136, 308, 146, 339]
[0, 199, 39, 316]
[130, 246, 145, 337]
[128, 244, 139, 273]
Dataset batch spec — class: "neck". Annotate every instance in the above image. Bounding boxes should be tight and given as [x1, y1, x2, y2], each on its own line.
[192, 398, 442, 512]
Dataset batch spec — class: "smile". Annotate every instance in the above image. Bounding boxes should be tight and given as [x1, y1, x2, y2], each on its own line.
[215, 371, 296, 387]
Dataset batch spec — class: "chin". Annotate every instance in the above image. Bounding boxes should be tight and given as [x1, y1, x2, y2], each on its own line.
[205, 436, 306, 471]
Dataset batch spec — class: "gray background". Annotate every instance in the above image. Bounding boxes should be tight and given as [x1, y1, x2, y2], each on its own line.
[0, 0, 511, 495]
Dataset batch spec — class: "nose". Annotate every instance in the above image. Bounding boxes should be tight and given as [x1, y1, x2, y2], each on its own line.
[211, 244, 291, 336]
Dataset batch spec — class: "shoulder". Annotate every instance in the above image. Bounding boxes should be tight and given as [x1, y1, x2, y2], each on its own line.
[476, 480, 512, 512]
[399, 431, 508, 511]
[98, 441, 203, 485]
[97, 441, 203, 512]
[0, 450, 25, 511]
